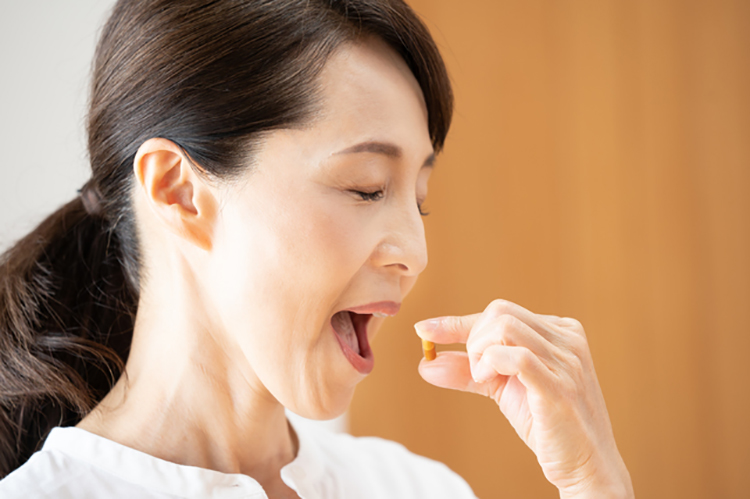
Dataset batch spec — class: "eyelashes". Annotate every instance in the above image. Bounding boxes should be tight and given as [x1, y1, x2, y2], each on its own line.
[352, 189, 430, 217]
[353, 190, 384, 202]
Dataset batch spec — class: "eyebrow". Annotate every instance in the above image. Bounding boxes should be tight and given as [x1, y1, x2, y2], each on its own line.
[332, 140, 436, 168]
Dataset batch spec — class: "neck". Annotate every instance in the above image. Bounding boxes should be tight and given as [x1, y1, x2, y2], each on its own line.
[77, 253, 298, 483]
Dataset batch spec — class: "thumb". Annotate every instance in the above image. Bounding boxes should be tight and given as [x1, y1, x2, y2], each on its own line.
[418, 351, 505, 397]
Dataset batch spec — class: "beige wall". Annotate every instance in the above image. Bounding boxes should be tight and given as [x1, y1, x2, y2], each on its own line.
[349, 1, 750, 498]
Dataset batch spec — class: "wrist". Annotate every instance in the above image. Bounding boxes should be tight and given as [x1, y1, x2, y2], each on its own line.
[558, 459, 634, 499]
[559, 481, 633, 499]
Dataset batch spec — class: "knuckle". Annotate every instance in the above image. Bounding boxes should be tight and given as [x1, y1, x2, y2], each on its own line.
[496, 313, 518, 335]
[553, 357, 583, 396]
[482, 346, 501, 364]
[467, 348, 483, 366]
[471, 313, 516, 348]
[487, 298, 512, 317]
[560, 356, 588, 397]
[568, 350, 584, 374]
[516, 347, 536, 371]
[562, 316, 585, 334]
[495, 315, 522, 348]
[579, 335, 593, 356]
[566, 331, 589, 356]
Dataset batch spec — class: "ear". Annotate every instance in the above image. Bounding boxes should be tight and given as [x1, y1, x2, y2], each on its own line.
[133, 138, 218, 251]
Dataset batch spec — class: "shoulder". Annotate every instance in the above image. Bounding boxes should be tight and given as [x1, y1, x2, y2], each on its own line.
[299, 421, 477, 498]
[0, 449, 89, 498]
[0, 446, 159, 499]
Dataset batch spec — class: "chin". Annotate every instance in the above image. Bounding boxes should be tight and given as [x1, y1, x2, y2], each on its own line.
[289, 385, 356, 421]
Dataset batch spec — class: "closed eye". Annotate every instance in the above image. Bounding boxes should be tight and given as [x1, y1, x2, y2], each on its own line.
[352, 190, 384, 202]
[350, 190, 430, 217]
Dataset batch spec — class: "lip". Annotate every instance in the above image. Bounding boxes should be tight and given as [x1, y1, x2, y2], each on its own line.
[331, 301, 400, 375]
[345, 301, 401, 316]
[332, 315, 375, 375]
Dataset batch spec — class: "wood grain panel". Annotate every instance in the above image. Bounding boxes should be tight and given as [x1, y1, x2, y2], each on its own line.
[349, 1, 750, 497]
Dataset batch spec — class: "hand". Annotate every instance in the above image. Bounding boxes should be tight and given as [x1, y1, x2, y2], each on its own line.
[415, 299, 634, 499]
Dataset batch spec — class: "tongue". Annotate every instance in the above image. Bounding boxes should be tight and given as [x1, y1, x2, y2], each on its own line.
[332, 311, 360, 356]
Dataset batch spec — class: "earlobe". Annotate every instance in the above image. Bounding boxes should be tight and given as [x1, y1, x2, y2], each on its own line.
[133, 138, 217, 251]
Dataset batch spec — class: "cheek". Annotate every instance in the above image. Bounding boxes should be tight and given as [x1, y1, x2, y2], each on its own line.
[272, 181, 378, 284]
[206, 188, 375, 410]
[209, 186, 374, 356]
[306, 207, 370, 273]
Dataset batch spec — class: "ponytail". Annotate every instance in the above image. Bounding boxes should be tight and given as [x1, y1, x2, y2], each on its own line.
[0, 0, 453, 478]
[0, 194, 137, 477]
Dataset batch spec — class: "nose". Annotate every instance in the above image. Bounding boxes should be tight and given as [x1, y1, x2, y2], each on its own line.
[371, 200, 428, 276]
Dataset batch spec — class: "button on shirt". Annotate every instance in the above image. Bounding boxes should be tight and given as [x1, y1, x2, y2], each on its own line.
[0, 415, 478, 498]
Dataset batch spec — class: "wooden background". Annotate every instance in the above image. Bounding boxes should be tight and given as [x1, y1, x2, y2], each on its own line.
[349, 1, 750, 498]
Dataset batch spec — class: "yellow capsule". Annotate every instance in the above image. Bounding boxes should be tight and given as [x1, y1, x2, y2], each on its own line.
[421, 338, 436, 361]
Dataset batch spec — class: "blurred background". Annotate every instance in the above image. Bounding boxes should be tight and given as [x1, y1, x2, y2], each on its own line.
[0, 2, 108, 248]
[2, 1, 748, 498]
[350, 1, 750, 498]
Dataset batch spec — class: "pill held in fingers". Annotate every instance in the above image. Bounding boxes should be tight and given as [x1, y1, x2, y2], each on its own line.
[421, 338, 437, 361]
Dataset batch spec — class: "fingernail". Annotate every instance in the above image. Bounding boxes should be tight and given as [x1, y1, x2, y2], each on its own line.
[414, 318, 444, 333]
[469, 361, 479, 382]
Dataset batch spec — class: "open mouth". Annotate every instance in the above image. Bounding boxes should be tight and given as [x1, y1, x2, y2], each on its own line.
[331, 310, 374, 373]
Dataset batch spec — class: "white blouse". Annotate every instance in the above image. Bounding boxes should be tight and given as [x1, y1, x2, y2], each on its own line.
[0, 415, 477, 498]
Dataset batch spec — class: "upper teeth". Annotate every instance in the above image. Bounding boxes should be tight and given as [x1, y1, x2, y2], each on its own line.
[372, 312, 389, 318]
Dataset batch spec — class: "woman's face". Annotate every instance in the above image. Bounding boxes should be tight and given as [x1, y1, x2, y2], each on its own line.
[207, 36, 435, 419]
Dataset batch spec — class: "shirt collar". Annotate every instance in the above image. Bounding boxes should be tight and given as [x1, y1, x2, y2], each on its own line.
[42, 415, 326, 499]
[281, 413, 326, 490]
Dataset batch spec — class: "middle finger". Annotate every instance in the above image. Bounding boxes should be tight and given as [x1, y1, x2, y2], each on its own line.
[467, 313, 561, 369]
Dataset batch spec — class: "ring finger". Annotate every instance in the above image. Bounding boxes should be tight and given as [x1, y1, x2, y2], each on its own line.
[467, 313, 563, 373]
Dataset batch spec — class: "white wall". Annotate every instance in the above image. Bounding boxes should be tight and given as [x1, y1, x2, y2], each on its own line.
[0, 1, 116, 252]
[0, 0, 348, 434]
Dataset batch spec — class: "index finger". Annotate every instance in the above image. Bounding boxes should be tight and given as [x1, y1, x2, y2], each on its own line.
[414, 313, 482, 344]
[415, 299, 565, 347]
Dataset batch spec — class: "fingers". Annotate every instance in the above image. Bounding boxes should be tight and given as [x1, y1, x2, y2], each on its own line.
[417, 347, 551, 400]
[414, 313, 481, 344]
[416, 302, 629, 495]
[415, 299, 580, 354]
[417, 351, 478, 392]
[473, 299, 562, 347]
[415, 302, 563, 372]
[414, 299, 588, 397]
[472, 344, 551, 392]
[417, 351, 508, 399]
[466, 313, 560, 369]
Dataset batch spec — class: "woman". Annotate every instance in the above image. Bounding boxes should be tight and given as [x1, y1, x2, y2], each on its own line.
[0, 0, 634, 497]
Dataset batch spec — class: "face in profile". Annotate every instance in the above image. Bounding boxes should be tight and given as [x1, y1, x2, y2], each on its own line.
[201, 36, 435, 420]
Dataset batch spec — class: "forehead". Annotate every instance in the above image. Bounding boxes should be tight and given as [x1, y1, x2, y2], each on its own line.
[309, 36, 432, 155]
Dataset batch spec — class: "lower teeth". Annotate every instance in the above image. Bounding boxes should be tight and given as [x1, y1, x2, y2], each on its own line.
[332, 311, 360, 355]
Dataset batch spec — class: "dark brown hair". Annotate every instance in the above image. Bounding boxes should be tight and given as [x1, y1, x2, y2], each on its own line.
[0, 0, 452, 477]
